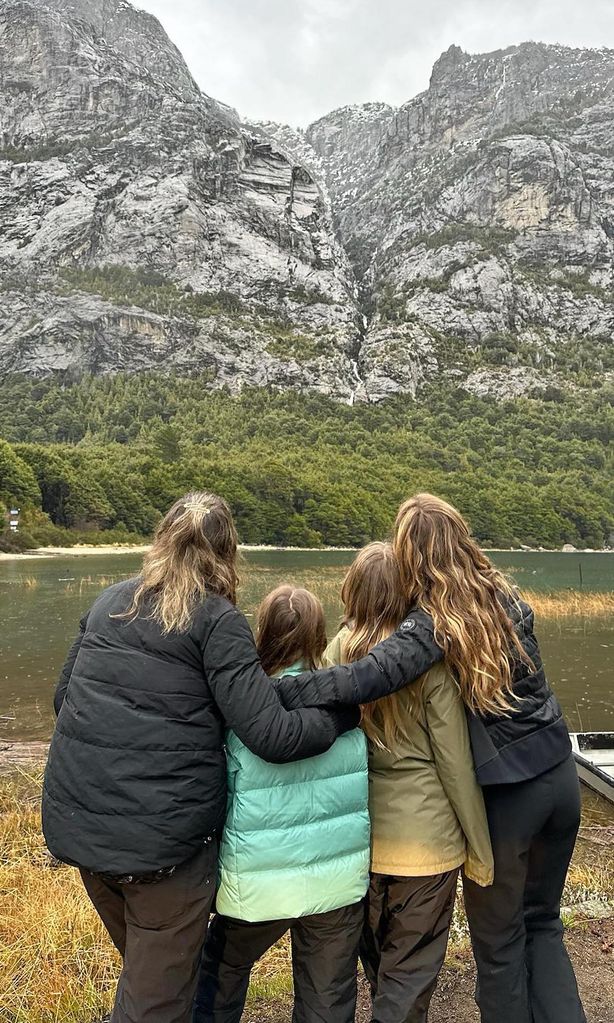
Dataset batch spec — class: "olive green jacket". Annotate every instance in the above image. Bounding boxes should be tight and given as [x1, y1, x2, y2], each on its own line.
[324, 629, 493, 887]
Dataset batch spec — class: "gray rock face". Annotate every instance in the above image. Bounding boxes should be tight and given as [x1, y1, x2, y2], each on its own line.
[0, 0, 360, 397]
[0, 3, 612, 402]
[305, 42, 614, 398]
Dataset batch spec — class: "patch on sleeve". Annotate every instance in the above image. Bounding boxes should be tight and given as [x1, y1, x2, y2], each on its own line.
[400, 617, 417, 632]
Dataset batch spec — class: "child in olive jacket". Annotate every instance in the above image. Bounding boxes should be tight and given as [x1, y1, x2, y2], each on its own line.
[325, 543, 493, 1023]
[194, 585, 370, 1023]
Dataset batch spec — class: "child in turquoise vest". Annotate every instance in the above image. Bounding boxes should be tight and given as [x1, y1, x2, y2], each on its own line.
[193, 584, 370, 1023]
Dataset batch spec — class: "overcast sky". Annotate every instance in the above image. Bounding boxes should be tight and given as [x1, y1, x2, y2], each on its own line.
[139, 0, 614, 126]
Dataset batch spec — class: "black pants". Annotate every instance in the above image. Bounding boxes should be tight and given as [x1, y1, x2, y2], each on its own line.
[360, 869, 459, 1023]
[193, 901, 364, 1023]
[80, 843, 217, 1023]
[463, 754, 586, 1023]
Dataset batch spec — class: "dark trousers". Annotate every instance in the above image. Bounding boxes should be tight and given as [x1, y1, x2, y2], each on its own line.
[463, 754, 586, 1023]
[80, 843, 217, 1023]
[193, 901, 364, 1023]
[360, 869, 459, 1023]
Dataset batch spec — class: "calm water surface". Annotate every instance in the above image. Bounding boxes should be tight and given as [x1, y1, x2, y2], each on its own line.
[1, 550, 612, 741]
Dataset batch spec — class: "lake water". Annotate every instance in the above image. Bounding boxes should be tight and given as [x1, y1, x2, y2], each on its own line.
[1, 549, 612, 741]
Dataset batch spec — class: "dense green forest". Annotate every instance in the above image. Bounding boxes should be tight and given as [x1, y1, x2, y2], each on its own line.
[0, 373, 612, 551]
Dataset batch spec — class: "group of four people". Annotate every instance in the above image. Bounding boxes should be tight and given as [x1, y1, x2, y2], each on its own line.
[43, 491, 586, 1023]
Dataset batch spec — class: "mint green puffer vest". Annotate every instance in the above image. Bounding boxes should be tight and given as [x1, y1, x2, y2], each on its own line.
[216, 664, 370, 922]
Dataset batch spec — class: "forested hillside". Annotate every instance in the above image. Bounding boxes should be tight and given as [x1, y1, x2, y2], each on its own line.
[1, 375, 612, 551]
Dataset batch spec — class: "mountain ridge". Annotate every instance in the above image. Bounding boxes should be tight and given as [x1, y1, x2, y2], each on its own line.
[0, 0, 613, 402]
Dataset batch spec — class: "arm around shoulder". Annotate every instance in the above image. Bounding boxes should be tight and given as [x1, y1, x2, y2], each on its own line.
[203, 608, 355, 763]
[276, 610, 443, 711]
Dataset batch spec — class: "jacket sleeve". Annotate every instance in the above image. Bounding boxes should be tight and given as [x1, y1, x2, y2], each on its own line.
[424, 670, 494, 887]
[202, 608, 358, 764]
[53, 612, 89, 716]
[275, 610, 443, 710]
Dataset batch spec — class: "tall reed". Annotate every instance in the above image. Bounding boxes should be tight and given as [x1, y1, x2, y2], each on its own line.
[525, 590, 614, 619]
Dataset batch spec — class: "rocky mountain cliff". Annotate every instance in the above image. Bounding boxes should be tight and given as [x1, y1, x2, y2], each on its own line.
[0, 0, 359, 397]
[303, 43, 614, 399]
[1, 1, 613, 402]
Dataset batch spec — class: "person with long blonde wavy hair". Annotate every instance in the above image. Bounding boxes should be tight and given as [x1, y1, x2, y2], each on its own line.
[325, 540, 493, 1022]
[392, 494, 585, 1023]
[393, 493, 530, 717]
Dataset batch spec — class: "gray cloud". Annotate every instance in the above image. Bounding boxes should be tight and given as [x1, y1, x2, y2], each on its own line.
[139, 0, 614, 125]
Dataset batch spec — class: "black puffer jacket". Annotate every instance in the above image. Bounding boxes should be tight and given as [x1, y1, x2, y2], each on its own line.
[276, 600, 571, 786]
[44, 583, 446, 875]
[42, 580, 354, 875]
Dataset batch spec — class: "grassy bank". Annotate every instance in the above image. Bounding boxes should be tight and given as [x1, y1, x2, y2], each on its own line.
[0, 770, 295, 1021]
[524, 589, 614, 619]
[2, 544, 613, 561]
[0, 772, 117, 1022]
[0, 769, 612, 1023]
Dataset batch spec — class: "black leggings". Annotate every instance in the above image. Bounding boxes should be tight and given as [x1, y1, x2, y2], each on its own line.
[463, 754, 586, 1023]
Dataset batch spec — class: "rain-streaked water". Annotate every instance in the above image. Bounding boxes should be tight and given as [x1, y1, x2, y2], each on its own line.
[1, 549, 612, 741]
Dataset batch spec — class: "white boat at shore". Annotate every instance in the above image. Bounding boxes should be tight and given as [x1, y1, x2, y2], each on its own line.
[571, 733, 614, 804]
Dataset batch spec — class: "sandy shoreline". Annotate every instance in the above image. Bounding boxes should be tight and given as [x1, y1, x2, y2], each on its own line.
[0, 543, 358, 561]
[0, 543, 611, 562]
[0, 544, 152, 561]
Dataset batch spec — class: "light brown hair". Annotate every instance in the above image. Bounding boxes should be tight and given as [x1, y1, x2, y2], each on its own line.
[257, 585, 327, 676]
[340, 542, 414, 752]
[393, 493, 529, 716]
[118, 491, 239, 633]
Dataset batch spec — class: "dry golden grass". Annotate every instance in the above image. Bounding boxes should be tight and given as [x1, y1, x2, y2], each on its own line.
[242, 568, 614, 625]
[525, 589, 614, 619]
[0, 771, 119, 1023]
[565, 861, 614, 903]
[0, 772, 295, 1020]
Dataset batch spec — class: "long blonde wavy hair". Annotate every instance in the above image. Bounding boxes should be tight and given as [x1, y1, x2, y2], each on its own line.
[340, 542, 414, 752]
[393, 493, 529, 716]
[118, 491, 239, 634]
